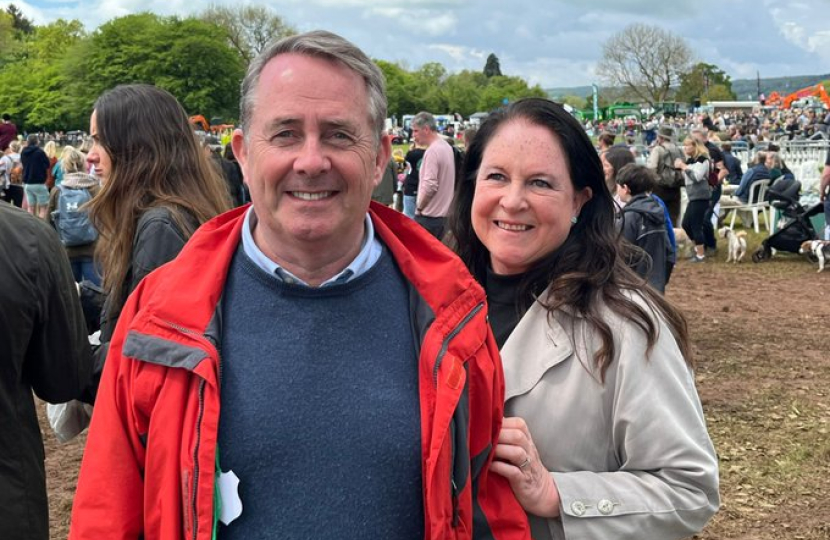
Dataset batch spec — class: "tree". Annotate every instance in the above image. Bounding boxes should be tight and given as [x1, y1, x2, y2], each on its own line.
[676, 62, 736, 104]
[5, 4, 32, 34]
[483, 53, 502, 78]
[200, 5, 295, 64]
[596, 23, 692, 107]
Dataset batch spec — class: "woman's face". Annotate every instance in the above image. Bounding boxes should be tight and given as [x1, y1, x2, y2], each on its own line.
[87, 110, 113, 183]
[471, 119, 592, 276]
[599, 151, 614, 183]
[683, 140, 695, 157]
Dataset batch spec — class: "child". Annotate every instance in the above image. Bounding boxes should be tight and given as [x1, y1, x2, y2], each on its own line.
[616, 163, 674, 293]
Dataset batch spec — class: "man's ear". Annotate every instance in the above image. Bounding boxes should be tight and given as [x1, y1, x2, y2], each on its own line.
[231, 128, 247, 176]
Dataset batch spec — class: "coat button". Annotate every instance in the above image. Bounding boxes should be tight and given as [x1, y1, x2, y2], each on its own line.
[598, 499, 615, 515]
[570, 501, 587, 516]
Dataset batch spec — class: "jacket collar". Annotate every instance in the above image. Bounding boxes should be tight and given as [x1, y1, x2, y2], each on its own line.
[502, 294, 573, 401]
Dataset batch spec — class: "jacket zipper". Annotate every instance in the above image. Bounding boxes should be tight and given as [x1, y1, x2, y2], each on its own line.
[158, 319, 216, 540]
[432, 302, 484, 385]
[430, 301, 483, 529]
[191, 379, 206, 540]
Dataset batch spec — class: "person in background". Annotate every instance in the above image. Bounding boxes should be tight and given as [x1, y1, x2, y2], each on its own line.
[597, 131, 615, 153]
[44, 140, 59, 189]
[1, 141, 24, 207]
[721, 142, 743, 184]
[821, 147, 830, 240]
[676, 136, 712, 262]
[79, 83, 231, 401]
[615, 163, 672, 292]
[21, 134, 51, 219]
[48, 146, 102, 285]
[402, 141, 425, 218]
[0, 202, 93, 540]
[448, 97, 719, 540]
[70, 31, 530, 540]
[600, 145, 635, 209]
[0, 113, 17, 151]
[413, 111, 456, 238]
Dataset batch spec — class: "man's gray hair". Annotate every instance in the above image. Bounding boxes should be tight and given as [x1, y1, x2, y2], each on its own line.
[26, 134, 39, 146]
[411, 111, 437, 131]
[239, 30, 387, 141]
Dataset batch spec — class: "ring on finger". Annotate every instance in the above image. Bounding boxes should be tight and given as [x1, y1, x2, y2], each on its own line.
[519, 456, 531, 469]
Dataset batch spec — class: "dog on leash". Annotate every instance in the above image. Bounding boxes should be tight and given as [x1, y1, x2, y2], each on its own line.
[799, 240, 830, 272]
[718, 227, 747, 263]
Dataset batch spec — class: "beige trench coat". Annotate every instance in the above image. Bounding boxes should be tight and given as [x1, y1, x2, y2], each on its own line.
[502, 293, 719, 540]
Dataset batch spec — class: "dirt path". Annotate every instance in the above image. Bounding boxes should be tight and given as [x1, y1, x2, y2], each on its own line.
[41, 253, 830, 539]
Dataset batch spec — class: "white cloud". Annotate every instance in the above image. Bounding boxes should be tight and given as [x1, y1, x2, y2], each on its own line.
[428, 44, 486, 63]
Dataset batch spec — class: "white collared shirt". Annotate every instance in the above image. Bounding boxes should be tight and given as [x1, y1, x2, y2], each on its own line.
[241, 206, 382, 287]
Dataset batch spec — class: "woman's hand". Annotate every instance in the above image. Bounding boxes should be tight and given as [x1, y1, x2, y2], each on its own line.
[489, 417, 561, 518]
[674, 158, 686, 170]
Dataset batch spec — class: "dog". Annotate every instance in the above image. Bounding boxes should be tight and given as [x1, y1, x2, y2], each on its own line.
[718, 227, 747, 263]
[674, 228, 691, 251]
[799, 240, 830, 272]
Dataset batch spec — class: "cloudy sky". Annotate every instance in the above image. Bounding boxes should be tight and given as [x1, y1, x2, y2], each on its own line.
[13, 0, 830, 89]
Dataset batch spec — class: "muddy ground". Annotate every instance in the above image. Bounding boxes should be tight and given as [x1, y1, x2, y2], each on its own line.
[40, 249, 830, 539]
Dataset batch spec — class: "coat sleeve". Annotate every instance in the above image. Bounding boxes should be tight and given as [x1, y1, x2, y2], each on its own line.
[548, 317, 720, 540]
[471, 325, 532, 539]
[69, 283, 148, 540]
[26, 222, 93, 402]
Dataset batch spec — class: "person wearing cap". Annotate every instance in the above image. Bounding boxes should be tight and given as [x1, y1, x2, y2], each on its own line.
[646, 125, 684, 224]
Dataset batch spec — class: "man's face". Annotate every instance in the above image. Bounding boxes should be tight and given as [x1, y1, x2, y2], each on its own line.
[233, 53, 390, 262]
[411, 124, 429, 146]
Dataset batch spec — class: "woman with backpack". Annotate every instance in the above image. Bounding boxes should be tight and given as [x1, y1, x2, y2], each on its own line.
[48, 147, 101, 285]
[81, 84, 231, 402]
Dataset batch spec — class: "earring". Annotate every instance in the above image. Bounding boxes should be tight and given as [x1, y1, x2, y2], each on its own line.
[571, 216, 578, 224]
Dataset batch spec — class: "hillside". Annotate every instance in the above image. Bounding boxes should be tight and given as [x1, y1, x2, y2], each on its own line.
[546, 73, 830, 103]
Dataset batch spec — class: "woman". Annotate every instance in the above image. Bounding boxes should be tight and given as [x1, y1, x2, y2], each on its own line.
[48, 146, 101, 284]
[675, 136, 711, 262]
[448, 98, 718, 540]
[83, 84, 230, 400]
[600, 145, 635, 209]
[44, 140, 60, 188]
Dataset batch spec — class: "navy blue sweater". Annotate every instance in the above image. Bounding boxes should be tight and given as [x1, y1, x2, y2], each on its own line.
[217, 245, 424, 539]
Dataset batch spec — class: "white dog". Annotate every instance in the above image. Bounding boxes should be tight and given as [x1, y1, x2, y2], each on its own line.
[799, 240, 830, 272]
[718, 227, 747, 263]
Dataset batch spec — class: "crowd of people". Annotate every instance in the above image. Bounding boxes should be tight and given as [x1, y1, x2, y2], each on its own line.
[17, 28, 830, 540]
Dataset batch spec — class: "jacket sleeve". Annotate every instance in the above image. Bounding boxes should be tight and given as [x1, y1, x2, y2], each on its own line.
[471, 325, 532, 539]
[549, 317, 720, 540]
[26, 222, 93, 402]
[685, 160, 709, 186]
[69, 284, 148, 540]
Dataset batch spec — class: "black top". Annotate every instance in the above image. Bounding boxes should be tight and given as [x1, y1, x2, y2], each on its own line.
[484, 267, 534, 349]
[403, 148, 425, 196]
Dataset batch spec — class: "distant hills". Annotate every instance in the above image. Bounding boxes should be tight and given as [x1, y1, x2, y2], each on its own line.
[546, 73, 830, 103]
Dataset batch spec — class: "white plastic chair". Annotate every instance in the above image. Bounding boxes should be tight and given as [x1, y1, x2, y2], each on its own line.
[728, 178, 771, 233]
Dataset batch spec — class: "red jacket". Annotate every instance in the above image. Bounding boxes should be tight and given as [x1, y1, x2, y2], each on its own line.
[70, 203, 530, 540]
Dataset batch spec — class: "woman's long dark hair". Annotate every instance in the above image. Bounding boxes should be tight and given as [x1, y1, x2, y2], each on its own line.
[87, 84, 231, 307]
[447, 98, 691, 377]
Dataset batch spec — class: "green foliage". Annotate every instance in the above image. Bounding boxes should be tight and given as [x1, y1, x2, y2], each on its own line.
[676, 62, 736, 104]
[483, 53, 502, 78]
[559, 94, 586, 109]
[378, 59, 544, 118]
[5, 4, 33, 35]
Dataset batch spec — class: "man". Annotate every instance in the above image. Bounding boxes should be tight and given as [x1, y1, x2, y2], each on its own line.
[0, 113, 17, 151]
[70, 30, 529, 540]
[720, 151, 771, 227]
[412, 111, 456, 238]
[646, 125, 684, 225]
[721, 142, 743, 185]
[20, 134, 51, 219]
[0, 203, 92, 540]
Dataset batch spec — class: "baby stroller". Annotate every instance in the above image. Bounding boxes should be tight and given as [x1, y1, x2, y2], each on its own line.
[752, 177, 823, 262]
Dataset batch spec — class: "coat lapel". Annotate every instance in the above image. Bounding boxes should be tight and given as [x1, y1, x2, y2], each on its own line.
[502, 299, 573, 401]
